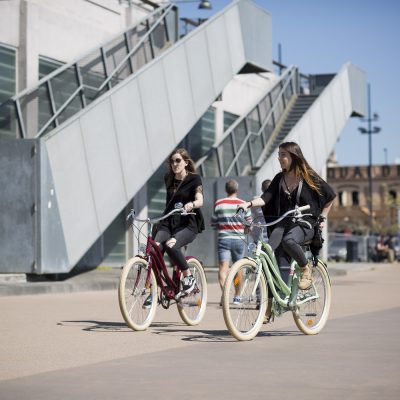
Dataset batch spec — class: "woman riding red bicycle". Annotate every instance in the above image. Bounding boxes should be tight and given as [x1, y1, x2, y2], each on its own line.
[150, 148, 205, 303]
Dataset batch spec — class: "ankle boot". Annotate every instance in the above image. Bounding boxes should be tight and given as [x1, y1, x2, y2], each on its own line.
[298, 265, 312, 290]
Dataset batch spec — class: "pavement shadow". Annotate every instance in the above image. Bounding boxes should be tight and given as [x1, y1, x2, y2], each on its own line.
[58, 319, 182, 332]
[152, 327, 301, 342]
[58, 320, 130, 332]
[152, 328, 234, 342]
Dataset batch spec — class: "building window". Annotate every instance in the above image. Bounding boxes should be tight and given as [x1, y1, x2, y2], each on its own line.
[0, 45, 17, 138]
[389, 190, 397, 201]
[338, 191, 346, 206]
[38, 56, 82, 133]
[223, 111, 239, 131]
[352, 191, 359, 206]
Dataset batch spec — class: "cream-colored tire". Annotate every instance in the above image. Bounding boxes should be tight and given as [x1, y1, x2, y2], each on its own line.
[177, 258, 207, 326]
[292, 261, 331, 335]
[118, 257, 157, 331]
[222, 258, 267, 341]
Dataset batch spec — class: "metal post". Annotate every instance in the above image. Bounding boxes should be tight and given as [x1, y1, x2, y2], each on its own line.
[358, 83, 381, 236]
[367, 84, 373, 232]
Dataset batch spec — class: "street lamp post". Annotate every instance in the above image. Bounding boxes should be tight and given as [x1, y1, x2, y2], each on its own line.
[358, 83, 381, 235]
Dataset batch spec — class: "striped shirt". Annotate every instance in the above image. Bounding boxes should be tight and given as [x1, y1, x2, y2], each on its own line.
[212, 197, 252, 240]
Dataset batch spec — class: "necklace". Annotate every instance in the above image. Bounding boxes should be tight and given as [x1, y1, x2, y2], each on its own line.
[283, 175, 297, 200]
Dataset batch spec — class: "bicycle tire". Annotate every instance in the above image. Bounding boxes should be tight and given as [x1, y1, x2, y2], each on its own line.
[222, 258, 268, 341]
[177, 258, 207, 326]
[118, 257, 158, 331]
[292, 260, 331, 335]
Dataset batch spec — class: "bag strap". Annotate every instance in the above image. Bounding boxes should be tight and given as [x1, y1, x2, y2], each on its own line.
[296, 179, 303, 205]
[164, 176, 185, 212]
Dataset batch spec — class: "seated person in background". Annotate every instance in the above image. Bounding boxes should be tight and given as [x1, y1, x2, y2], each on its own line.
[376, 235, 395, 263]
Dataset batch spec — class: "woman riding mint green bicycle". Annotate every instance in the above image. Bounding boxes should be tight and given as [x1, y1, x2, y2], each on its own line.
[222, 205, 332, 341]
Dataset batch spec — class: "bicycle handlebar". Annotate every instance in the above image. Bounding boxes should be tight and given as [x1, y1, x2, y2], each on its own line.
[236, 204, 311, 228]
[127, 208, 196, 224]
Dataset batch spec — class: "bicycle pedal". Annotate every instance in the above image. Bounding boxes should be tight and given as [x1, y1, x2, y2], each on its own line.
[174, 291, 186, 301]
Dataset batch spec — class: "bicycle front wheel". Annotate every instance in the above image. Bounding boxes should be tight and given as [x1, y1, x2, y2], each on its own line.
[222, 258, 268, 341]
[177, 258, 208, 326]
[118, 257, 158, 331]
[292, 260, 331, 335]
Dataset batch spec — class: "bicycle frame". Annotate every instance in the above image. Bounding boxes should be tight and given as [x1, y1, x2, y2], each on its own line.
[142, 235, 180, 301]
[128, 208, 198, 304]
[245, 237, 321, 312]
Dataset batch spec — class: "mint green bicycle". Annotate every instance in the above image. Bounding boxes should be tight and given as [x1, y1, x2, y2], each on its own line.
[222, 205, 331, 341]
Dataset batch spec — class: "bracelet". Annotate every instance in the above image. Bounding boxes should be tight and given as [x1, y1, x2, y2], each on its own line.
[191, 201, 195, 209]
[249, 201, 253, 208]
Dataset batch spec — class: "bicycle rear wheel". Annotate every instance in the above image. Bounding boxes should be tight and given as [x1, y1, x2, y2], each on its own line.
[177, 258, 207, 326]
[118, 257, 157, 331]
[222, 258, 268, 341]
[292, 260, 331, 335]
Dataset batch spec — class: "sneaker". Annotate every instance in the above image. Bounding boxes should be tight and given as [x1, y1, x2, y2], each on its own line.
[298, 265, 313, 290]
[233, 296, 241, 305]
[182, 275, 196, 294]
[142, 294, 152, 309]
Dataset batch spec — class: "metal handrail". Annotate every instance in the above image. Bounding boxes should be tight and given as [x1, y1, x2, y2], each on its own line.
[36, 85, 83, 138]
[0, 3, 177, 139]
[196, 65, 299, 176]
[3, 4, 171, 104]
[97, 4, 174, 92]
[224, 66, 298, 175]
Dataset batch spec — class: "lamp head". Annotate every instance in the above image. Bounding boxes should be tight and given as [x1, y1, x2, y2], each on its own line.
[198, 0, 212, 9]
[358, 127, 367, 134]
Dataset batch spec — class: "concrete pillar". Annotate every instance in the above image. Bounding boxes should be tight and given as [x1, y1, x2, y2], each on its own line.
[18, 0, 39, 137]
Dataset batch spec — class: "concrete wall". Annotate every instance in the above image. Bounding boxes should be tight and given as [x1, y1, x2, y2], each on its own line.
[38, 0, 273, 272]
[0, 139, 37, 273]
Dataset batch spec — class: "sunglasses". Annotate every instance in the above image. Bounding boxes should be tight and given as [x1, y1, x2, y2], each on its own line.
[170, 158, 183, 164]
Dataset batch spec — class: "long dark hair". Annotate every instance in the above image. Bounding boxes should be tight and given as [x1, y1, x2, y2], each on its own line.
[165, 148, 196, 187]
[279, 141, 322, 195]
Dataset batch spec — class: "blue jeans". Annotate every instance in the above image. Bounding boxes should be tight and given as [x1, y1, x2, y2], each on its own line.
[218, 238, 245, 263]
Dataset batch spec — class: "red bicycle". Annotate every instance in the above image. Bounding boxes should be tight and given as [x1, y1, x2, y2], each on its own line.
[118, 208, 208, 331]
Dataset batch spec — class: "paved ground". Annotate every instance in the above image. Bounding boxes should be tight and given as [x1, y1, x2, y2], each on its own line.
[0, 261, 383, 296]
[0, 262, 399, 399]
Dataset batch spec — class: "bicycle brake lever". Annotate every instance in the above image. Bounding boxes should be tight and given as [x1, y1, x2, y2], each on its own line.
[126, 209, 135, 221]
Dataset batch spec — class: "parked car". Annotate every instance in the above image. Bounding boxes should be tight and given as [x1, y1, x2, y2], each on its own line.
[328, 239, 348, 262]
[328, 237, 361, 262]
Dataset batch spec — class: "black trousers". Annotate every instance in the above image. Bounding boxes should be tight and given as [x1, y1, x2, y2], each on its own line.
[268, 224, 314, 290]
[155, 228, 196, 271]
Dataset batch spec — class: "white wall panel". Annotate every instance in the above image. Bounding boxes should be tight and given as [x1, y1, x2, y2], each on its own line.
[137, 62, 175, 166]
[111, 79, 153, 200]
[206, 16, 234, 95]
[224, 6, 245, 73]
[80, 98, 127, 232]
[162, 44, 197, 143]
[185, 31, 215, 119]
[45, 120, 99, 266]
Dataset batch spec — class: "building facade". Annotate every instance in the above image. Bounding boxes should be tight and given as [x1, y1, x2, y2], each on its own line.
[327, 164, 400, 234]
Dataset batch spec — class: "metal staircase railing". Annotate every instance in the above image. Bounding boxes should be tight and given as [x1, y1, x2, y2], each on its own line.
[0, 4, 178, 139]
[196, 65, 299, 177]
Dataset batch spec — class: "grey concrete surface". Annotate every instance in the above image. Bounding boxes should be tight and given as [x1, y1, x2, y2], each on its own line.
[0, 264, 399, 399]
[0, 261, 392, 296]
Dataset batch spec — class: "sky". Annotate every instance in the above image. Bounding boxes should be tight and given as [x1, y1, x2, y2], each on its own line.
[176, 0, 400, 167]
